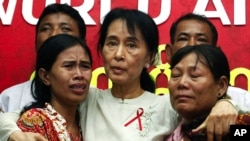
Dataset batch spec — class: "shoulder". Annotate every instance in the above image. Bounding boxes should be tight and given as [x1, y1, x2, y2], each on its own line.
[141, 92, 173, 111]
[227, 86, 249, 95]
[88, 87, 102, 95]
[227, 86, 250, 108]
[144, 91, 171, 102]
[79, 87, 103, 109]
[19, 108, 47, 121]
[88, 87, 110, 98]
[144, 92, 177, 115]
[1, 80, 32, 95]
[236, 113, 250, 125]
[17, 108, 55, 137]
[17, 108, 49, 128]
[227, 86, 250, 99]
[0, 80, 34, 112]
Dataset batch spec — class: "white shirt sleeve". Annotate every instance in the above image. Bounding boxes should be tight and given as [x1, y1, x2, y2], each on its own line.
[227, 86, 250, 113]
[0, 110, 21, 141]
[0, 81, 34, 112]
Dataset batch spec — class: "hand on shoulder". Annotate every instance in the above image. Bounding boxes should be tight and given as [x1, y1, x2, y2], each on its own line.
[8, 131, 48, 141]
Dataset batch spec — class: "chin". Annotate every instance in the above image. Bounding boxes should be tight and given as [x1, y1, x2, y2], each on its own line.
[175, 105, 193, 115]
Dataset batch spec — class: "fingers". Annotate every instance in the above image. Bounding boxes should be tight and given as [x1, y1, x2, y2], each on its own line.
[192, 119, 206, 133]
[208, 115, 223, 141]
[192, 100, 238, 141]
[206, 113, 237, 141]
[192, 116, 217, 141]
[8, 131, 48, 141]
[32, 133, 48, 141]
[8, 131, 25, 141]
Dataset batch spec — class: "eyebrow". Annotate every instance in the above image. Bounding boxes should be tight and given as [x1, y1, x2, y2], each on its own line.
[105, 35, 118, 40]
[127, 36, 139, 42]
[39, 22, 71, 27]
[59, 22, 72, 26]
[38, 22, 51, 27]
[106, 35, 139, 42]
[63, 60, 91, 64]
[177, 32, 208, 37]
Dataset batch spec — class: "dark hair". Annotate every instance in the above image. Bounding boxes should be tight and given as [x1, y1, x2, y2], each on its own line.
[97, 8, 159, 93]
[21, 34, 92, 114]
[170, 44, 230, 92]
[170, 13, 218, 45]
[36, 3, 86, 41]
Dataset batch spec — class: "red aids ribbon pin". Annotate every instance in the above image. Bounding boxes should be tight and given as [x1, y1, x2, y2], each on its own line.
[124, 108, 144, 131]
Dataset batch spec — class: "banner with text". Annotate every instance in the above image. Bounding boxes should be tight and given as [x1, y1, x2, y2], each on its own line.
[0, 0, 249, 94]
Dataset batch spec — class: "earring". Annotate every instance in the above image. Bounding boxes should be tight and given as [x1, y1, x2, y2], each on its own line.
[145, 63, 150, 68]
[218, 93, 221, 97]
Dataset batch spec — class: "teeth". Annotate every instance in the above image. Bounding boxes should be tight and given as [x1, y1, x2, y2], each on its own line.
[71, 85, 85, 89]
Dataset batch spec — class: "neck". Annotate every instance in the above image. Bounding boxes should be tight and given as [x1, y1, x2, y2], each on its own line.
[66, 112, 80, 139]
[58, 107, 80, 139]
[111, 83, 144, 100]
[51, 102, 78, 122]
[183, 115, 207, 124]
[181, 117, 207, 141]
[50, 101, 79, 131]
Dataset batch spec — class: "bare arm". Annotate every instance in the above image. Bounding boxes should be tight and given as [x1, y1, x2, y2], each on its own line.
[8, 131, 47, 141]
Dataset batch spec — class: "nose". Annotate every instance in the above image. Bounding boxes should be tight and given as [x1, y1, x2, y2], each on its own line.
[114, 45, 125, 61]
[51, 29, 60, 37]
[187, 38, 197, 46]
[177, 75, 189, 89]
[73, 67, 84, 80]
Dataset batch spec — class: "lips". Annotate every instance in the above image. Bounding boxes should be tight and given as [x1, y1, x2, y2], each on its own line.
[69, 83, 87, 94]
[174, 94, 193, 101]
[111, 66, 125, 74]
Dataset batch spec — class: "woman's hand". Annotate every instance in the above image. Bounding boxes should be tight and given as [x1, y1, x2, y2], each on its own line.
[8, 131, 48, 141]
[192, 100, 238, 141]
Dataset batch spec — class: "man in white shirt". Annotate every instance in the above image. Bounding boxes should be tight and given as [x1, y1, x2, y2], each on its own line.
[165, 12, 250, 108]
[0, 3, 86, 113]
